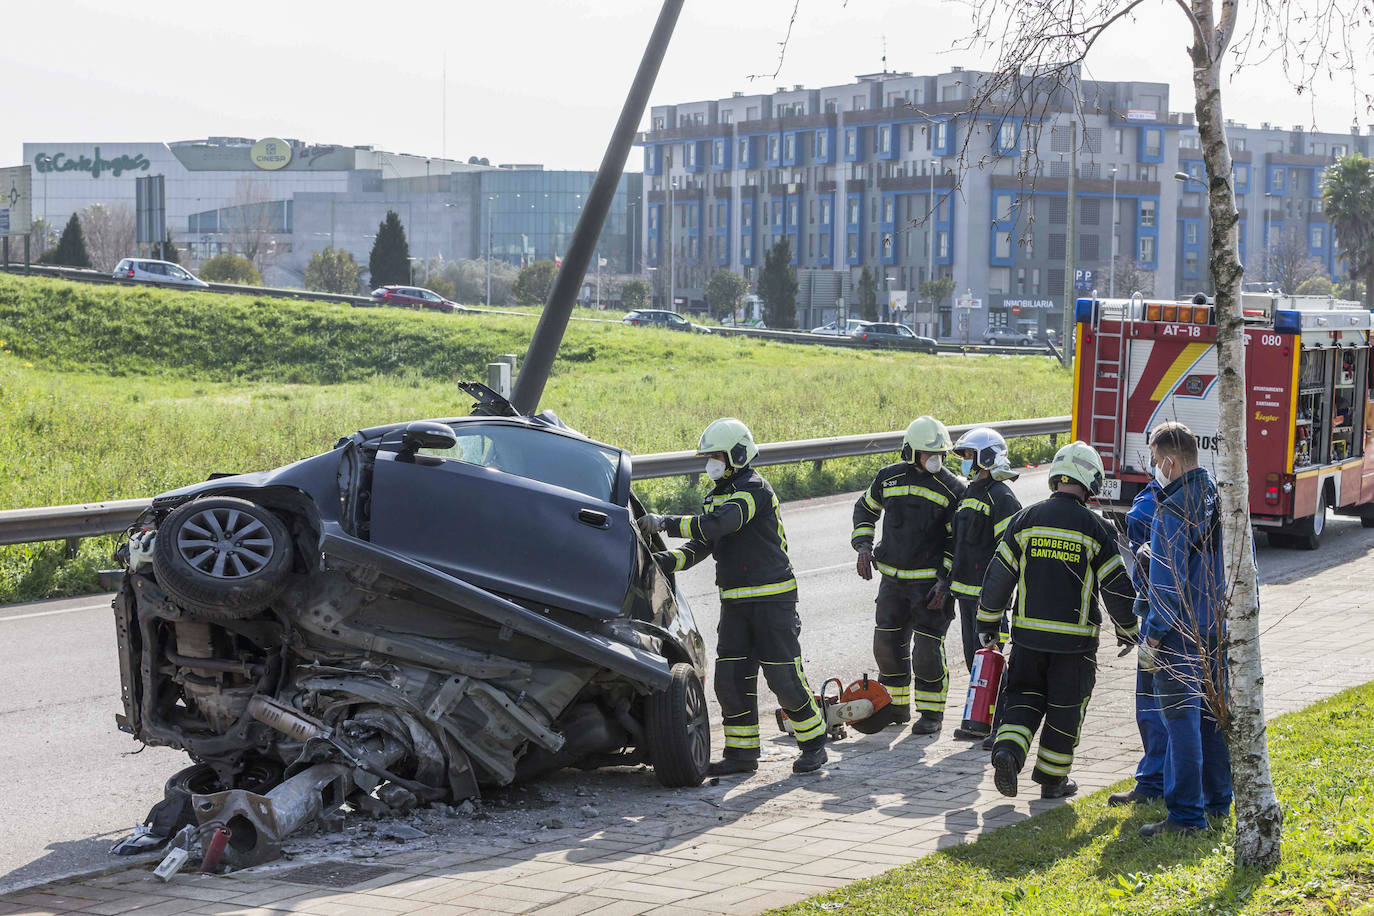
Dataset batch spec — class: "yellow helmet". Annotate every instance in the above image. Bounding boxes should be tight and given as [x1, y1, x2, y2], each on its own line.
[1048, 440, 1105, 495]
[900, 416, 953, 463]
[696, 417, 758, 469]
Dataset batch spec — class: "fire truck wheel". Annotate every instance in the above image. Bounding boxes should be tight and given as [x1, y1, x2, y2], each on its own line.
[1287, 490, 1328, 551]
[1362, 515, 1374, 529]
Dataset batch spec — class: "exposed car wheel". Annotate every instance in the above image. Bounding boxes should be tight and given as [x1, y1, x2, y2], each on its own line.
[1288, 489, 1328, 551]
[152, 496, 293, 619]
[1020, 338, 1032, 347]
[645, 663, 710, 788]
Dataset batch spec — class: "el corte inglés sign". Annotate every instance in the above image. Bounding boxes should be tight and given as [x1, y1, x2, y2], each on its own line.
[32, 147, 151, 179]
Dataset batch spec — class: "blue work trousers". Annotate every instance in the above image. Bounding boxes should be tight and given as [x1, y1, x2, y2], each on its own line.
[1133, 666, 1168, 797]
[1150, 651, 1232, 828]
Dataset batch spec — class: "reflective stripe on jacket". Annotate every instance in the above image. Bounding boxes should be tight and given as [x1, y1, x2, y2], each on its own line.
[948, 477, 1022, 596]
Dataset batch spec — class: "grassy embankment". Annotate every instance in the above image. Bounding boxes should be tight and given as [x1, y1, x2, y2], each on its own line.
[0, 274, 1068, 602]
[779, 681, 1374, 916]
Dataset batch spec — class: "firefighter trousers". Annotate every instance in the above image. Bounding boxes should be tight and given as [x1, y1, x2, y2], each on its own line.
[874, 576, 955, 716]
[715, 599, 827, 758]
[993, 645, 1096, 786]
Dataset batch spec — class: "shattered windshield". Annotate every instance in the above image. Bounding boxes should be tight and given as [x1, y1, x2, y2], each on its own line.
[423, 422, 620, 502]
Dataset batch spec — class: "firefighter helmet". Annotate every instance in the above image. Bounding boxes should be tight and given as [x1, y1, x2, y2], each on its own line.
[900, 416, 953, 463]
[954, 427, 1009, 472]
[696, 417, 758, 469]
[1048, 440, 1106, 495]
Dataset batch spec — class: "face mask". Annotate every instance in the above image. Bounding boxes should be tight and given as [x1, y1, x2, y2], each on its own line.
[705, 458, 727, 481]
[1152, 457, 1171, 489]
[923, 455, 944, 474]
[960, 458, 975, 477]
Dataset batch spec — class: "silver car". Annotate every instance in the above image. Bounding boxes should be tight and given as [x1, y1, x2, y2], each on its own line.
[811, 319, 869, 336]
[113, 258, 210, 288]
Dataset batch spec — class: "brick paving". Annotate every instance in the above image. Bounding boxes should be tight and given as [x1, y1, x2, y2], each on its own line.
[3, 549, 1370, 916]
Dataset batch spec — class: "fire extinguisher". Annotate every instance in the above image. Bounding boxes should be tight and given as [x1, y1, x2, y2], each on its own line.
[959, 646, 1006, 736]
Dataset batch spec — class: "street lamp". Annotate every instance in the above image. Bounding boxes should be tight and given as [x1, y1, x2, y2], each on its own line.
[1263, 191, 1274, 284]
[486, 195, 495, 307]
[1109, 167, 1119, 297]
[928, 159, 938, 333]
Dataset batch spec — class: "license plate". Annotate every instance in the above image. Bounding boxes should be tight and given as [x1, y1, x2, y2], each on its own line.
[1098, 478, 1122, 500]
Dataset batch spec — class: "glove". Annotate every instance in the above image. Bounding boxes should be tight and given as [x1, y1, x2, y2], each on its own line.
[1114, 626, 1136, 648]
[1138, 642, 1163, 672]
[856, 549, 873, 580]
[636, 514, 667, 539]
[978, 630, 998, 649]
[925, 578, 951, 610]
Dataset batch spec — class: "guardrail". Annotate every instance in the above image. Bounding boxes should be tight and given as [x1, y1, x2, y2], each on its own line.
[0, 416, 1069, 547]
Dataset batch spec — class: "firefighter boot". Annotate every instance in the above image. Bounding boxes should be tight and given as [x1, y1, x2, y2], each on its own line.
[981, 733, 995, 751]
[1040, 777, 1078, 800]
[911, 712, 943, 736]
[708, 757, 758, 777]
[792, 745, 828, 774]
[992, 748, 1019, 798]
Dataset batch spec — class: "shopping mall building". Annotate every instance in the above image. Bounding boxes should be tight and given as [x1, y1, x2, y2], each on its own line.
[18, 137, 640, 286]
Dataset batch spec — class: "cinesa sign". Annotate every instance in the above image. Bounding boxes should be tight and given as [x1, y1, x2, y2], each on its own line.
[33, 147, 151, 179]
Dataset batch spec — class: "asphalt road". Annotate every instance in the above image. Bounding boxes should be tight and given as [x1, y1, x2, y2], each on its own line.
[2, 468, 1369, 893]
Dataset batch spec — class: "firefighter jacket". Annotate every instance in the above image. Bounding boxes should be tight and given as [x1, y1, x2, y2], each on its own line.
[851, 462, 965, 583]
[977, 491, 1139, 654]
[1142, 467, 1224, 648]
[948, 477, 1022, 598]
[657, 467, 797, 605]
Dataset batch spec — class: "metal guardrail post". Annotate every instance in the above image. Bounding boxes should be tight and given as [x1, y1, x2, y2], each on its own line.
[486, 362, 512, 398]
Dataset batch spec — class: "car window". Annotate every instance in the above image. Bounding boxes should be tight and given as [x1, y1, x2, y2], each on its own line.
[897, 326, 914, 337]
[168, 265, 192, 280]
[422, 423, 619, 502]
[668, 314, 688, 325]
[143, 262, 167, 275]
[624, 311, 642, 320]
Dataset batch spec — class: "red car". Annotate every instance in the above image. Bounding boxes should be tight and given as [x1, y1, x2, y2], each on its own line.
[369, 285, 459, 313]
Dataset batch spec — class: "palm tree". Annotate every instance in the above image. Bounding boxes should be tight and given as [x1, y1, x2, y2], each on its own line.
[1322, 154, 1374, 308]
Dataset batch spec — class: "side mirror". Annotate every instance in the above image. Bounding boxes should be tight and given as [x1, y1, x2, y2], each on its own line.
[401, 421, 457, 453]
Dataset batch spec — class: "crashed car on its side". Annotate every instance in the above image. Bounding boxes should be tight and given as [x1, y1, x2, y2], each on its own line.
[111, 385, 709, 866]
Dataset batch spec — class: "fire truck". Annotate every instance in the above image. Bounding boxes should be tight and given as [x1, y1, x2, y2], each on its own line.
[1071, 293, 1374, 549]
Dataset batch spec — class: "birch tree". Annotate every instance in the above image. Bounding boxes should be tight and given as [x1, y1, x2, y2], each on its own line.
[946, 0, 1373, 870]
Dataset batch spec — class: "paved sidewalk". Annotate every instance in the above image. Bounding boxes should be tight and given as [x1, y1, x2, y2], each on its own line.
[4, 551, 1371, 916]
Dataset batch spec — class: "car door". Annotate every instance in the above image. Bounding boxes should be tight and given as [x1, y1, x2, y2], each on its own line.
[141, 262, 167, 281]
[367, 422, 636, 619]
[667, 313, 690, 330]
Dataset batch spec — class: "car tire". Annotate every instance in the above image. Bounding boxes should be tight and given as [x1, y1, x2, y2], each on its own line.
[152, 496, 293, 620]
[1020, 338, 1032, 347]
[986, 338, 996, 346]
[645, 663, 710, 788]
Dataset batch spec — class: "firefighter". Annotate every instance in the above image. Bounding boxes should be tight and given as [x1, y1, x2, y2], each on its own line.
[949, 428, 1022, 672]
[639, 418, 828, 776]
[977, 441, 1138, 799]
[852, 416, 966, 735]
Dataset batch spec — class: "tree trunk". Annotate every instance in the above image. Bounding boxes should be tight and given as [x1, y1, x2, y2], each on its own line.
[1190, 1, 1284, 869]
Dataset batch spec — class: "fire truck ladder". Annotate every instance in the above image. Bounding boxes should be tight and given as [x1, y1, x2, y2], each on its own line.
[1085, 293, 1137, 475]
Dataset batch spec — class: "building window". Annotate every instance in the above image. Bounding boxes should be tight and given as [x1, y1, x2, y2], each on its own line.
[847, 198, 860, 224]
[784, 134, 796, 161]
[878, 125, 892, 153]
[1311, 225, 1324, 248]
[1185, 250, 1199, 275]
[820, 199, 832, 223]
[999, 121, 1017, 151]
[685, 143, 697, 167]
[1113, 128, 1124, 154]
[788, 201, 798, 225]
[852, 94, 866, 110]
[721, 110, 733, 124]
[845, 130, 857, 157]
[809, 200, 816, 224]
[713, 140, 724, 166]
[882, 197, 894, 223]
[815, 131, 828, 159]
[1079, 234, 1099, 261]
[1139, 236, 1156, 262]
[738, 138, 750, 166]
[772, 201, 782, 225]
[1079, 198, 1100, 226]
[934, 122, 948, 150]
[988, 267, 1010, 294]
[937, 231, 949, 258]
[995, 231, 1012, 259]
[1048, 271, 1065, 296]
[1235, 163, 1249, 187]
[1140, 199, 1156, 228]
[1048, 232, 1066, 260]
[1145, 130, 1162, 158]
[743, 235, 753, 259]
[847, 233, 858, 258]
[1333, 143, 1347, 158]
[768, 136, 780, 162]
[1031, 267, 1041, 291]
[653, 117, 665, 130]
[1271, 168, 1285, 191]
[1186, 223, 1199, 245]
[1049, 198, 1067, 224]
[648, 208, 658, 230]
[1137, 165, 1156, 182]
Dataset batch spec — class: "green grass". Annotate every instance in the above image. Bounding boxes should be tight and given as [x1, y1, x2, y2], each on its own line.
[0, 274, 1069, 603]
[778, 683, 1374, 916]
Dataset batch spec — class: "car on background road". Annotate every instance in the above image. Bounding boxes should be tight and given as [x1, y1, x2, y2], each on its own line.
[983, 328, 1039, 347]
[109, 382, 709, 867]
[850, 322, 939, 352]
[621, 309, 712, 333]
[810, 319, 869, 336]
[113, 258, 209, 288]
[370, 285, 460, 312]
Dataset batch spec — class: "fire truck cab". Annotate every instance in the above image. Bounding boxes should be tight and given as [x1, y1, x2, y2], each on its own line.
[1071, 293, 1374, 549]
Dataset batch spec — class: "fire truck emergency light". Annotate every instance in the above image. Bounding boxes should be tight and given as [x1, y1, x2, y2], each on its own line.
[1274, 310, 1302, 334]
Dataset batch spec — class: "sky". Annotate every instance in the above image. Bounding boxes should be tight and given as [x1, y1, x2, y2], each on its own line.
[1, 0, 1368, 171]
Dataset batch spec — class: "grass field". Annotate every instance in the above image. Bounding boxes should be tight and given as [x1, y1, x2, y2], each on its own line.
[1, 274, 1069, 603]
[778, 682, 1374, 916]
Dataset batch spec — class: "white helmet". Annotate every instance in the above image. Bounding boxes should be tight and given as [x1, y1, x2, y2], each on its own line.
[1048, 440, 1105, 495]
[696, 417, 758, 469]
[900, 416, 953, 464]
[954, 427, 1009, 472]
